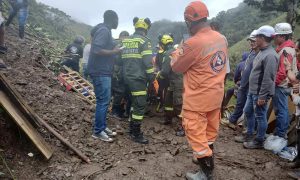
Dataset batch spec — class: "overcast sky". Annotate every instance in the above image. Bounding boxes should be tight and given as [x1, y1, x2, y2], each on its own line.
[36, 0, 243, 37]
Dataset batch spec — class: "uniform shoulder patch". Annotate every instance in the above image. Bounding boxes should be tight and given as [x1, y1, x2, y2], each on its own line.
[210, 51, 226, 73]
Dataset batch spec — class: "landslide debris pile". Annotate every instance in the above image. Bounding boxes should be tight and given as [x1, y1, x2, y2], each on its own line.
[1, 28, 191, 179]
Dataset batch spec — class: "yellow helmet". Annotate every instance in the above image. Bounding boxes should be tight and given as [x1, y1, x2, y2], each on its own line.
[159, 34, 174, 46]
[133, 17, 151, 30]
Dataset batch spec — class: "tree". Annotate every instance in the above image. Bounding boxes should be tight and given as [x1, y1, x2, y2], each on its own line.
[244, 0, 298, 29]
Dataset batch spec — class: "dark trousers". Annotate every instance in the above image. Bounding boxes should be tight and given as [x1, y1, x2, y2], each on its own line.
[229, 88, 248, 123]
[6, 6, 28, 39]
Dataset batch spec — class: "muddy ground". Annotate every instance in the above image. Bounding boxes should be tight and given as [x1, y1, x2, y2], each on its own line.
[0, 28, 294, 180]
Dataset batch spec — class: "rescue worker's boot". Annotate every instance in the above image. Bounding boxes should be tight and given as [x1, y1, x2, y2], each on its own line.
[128, 121, 134, 136]
[187, 155, 214, 180]
[193, 145, 214, 165]
[186, 169, 207, 180]
[131, 121, 149, 144]
[198, 156, 214, 180]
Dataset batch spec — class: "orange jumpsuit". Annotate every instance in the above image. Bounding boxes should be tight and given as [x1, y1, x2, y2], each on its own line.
[171, 26, 228, 158]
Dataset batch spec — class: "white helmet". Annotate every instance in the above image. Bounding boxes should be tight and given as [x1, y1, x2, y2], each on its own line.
[256, 25, 275, 37]
[247, 29, 258, 41]
[274, 23, 292, 35]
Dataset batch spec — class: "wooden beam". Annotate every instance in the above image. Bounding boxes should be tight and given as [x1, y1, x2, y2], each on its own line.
[0, 90, 53, 159]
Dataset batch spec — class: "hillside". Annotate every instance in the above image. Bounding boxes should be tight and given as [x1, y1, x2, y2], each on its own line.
[229, 12, 300, 68]
[27, 0, 92, 48]
[212, 3, 281, 47]
[0, 0, 92, 58]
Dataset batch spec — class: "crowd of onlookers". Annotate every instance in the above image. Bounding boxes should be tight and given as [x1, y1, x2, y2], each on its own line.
[220, 22, 300, 179]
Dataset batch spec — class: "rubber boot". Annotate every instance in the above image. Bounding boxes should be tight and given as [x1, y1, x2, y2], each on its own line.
[128, 121, 134, 136]
[192, 145, 214, 165]
[186, 170, 207, 180]
[131, 121, 149, 144]
[187, 156, 212, 180]
[198, 156, 214, 180]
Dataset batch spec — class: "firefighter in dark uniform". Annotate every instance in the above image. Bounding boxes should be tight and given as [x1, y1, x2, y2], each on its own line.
[111, 31, 130, 119]
[121, 17, 154, 144]
[156, 34, 185, 137]
[61, 36, 84, 72]
[155, 44, 168, 113]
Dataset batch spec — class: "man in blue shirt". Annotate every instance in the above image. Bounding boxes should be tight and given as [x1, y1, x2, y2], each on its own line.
[88, 10, 122, 142]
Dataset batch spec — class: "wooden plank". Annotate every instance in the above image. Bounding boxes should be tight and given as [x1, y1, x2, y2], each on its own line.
[0, 90, 53, 159]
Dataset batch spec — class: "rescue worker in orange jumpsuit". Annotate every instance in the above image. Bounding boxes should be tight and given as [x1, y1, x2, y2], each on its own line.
[171, 1, 228, 179]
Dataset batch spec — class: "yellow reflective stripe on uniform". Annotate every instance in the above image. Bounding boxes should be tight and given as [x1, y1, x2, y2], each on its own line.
[146, 68, 154, 74]
[132, 114, 143, 120]
[165, 107, 174, 111]
[122, 38, 145, 44]
[122, 54, 142, 59]
[131, 91, 147, 96]
[141, 50, 152, 56]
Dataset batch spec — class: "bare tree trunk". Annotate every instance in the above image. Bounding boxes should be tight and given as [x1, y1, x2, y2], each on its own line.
[287, 0, 298, 30]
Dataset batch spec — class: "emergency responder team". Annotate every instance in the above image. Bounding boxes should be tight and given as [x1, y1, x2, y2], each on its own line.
[60, 1, 300, 179]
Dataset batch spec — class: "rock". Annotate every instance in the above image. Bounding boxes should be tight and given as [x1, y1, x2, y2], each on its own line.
[103, 164, 113, 171]
[138, 157, 147, 162]
[176, 172, 182, 177]
[144, 148, 155, 154]
[171, 147, 180, 156]
[171, 139, 178, 145]
[265, 162, 276, 170]
[163, 152, 174, 161]
[65, 172, 71, 177]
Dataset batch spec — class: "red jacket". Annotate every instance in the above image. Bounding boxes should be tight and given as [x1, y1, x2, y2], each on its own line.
[275, 40, 296, 86]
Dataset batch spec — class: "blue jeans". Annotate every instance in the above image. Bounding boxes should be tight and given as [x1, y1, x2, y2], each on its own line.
[6, 6, 28, 38]
[91, 76, 111, 134]
[244, 93, 268, 142]
[273, 87, 290, 138]
[229, 88, 248, 123]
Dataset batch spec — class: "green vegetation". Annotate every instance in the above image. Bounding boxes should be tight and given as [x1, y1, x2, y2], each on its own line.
[26, 0, 92, 50]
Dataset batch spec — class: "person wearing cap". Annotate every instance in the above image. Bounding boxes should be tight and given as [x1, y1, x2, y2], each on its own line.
[222, 30, 259, 133]
[171, 1, 228, 179]
[121, 17, 154, 144]
[273, 22, 296, 139]
[243, 25, 279, 149]
[88, 10, 122, 142]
